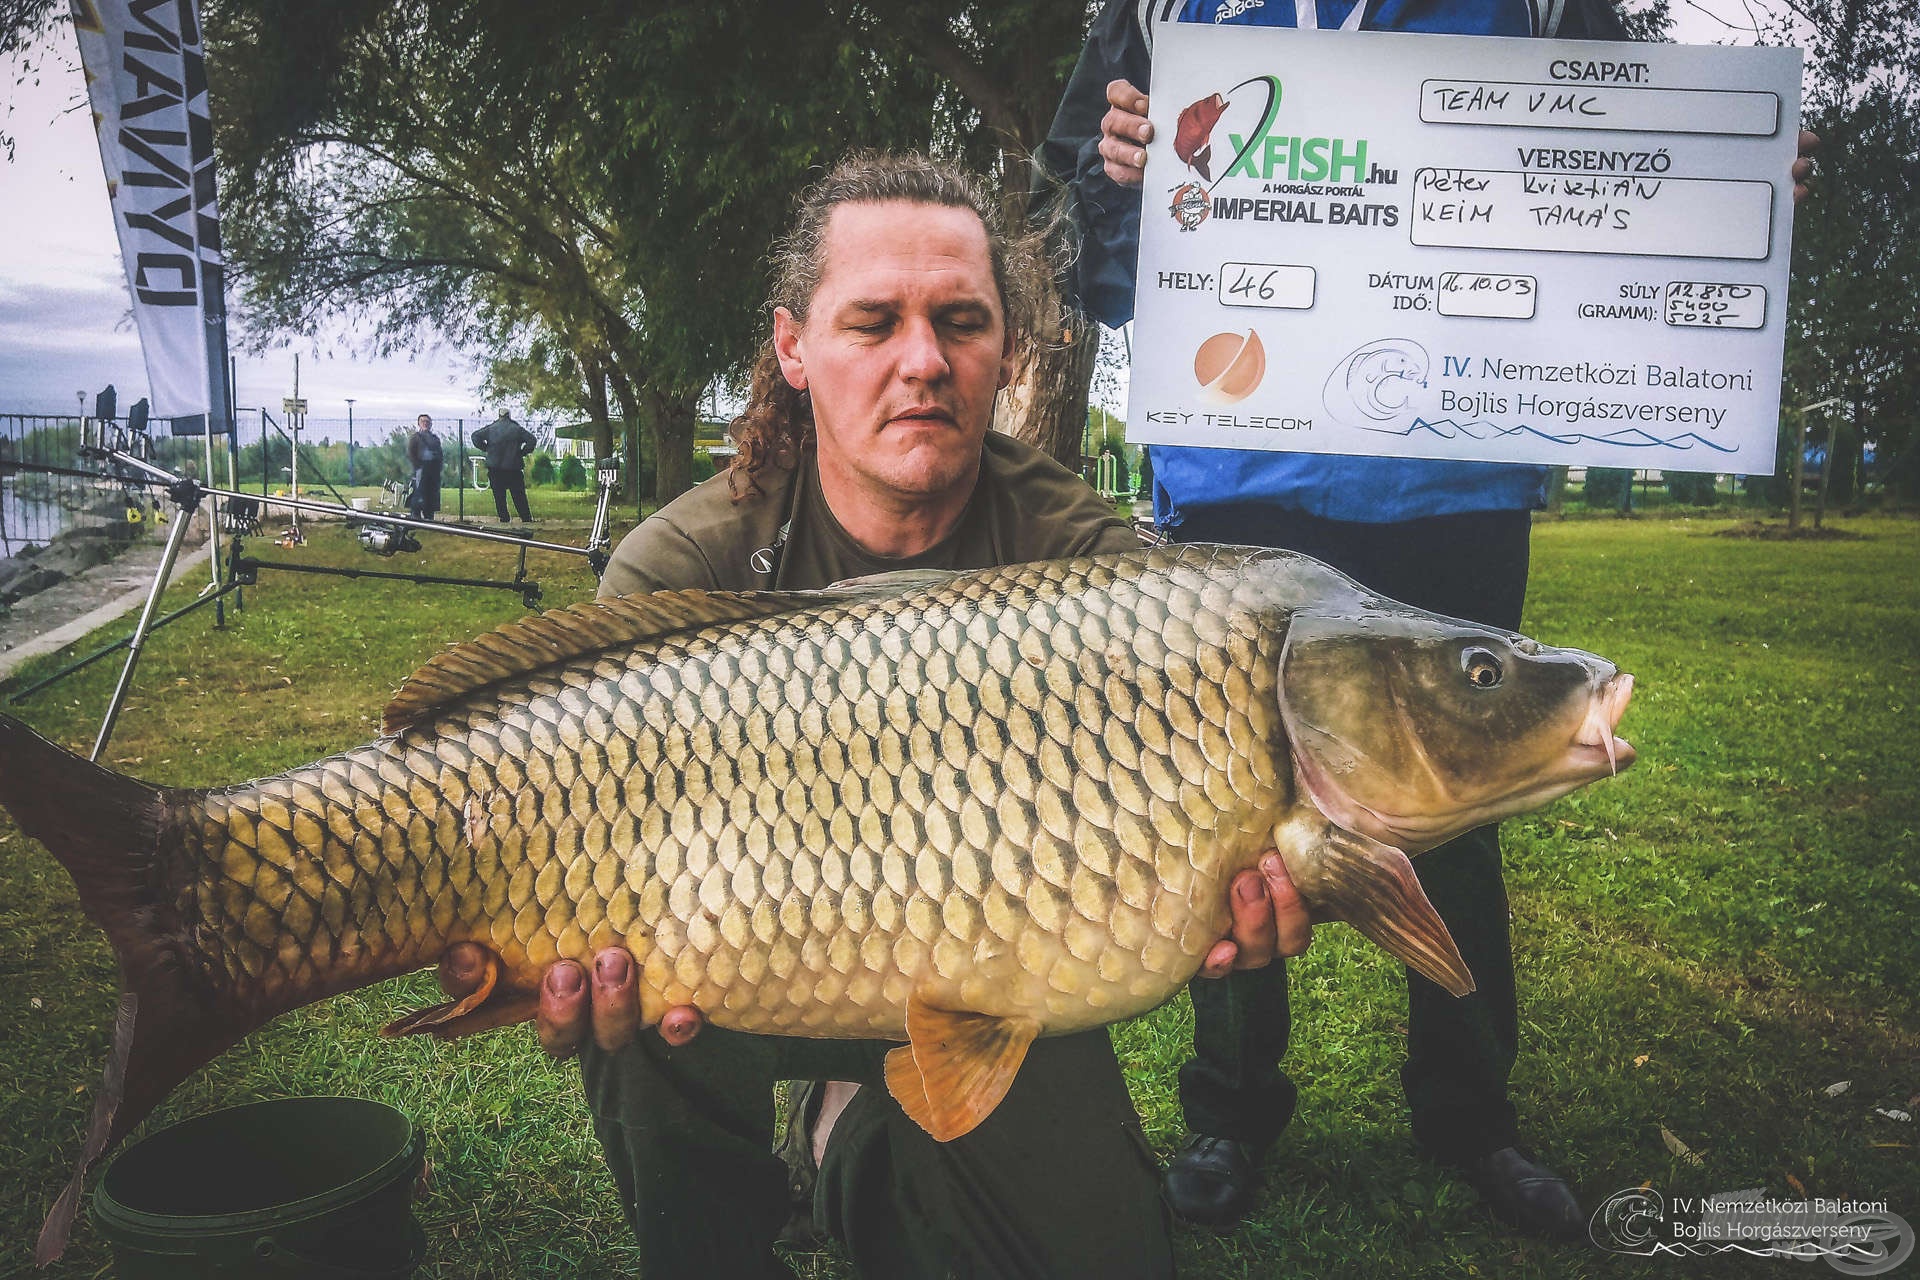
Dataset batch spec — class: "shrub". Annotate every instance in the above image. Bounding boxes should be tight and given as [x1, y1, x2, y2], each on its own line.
[1584, 467, 1635, 510]
[529, 451, 556, 485]
[1665, 471, 1719, 505]
[558, 454, 587, 489]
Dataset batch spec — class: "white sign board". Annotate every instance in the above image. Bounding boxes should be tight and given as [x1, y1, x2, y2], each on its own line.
[1127, 27, 1802, 473]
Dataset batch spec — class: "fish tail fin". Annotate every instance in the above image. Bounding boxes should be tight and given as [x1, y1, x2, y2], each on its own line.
[1277, 820, 1476, 998]
[0, 715, 243, 1266]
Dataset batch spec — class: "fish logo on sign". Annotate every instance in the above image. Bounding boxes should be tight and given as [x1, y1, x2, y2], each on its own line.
[1166, 76, 1284, 227]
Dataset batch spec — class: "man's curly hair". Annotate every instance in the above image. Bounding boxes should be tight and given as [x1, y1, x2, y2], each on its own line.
[727, 150, 1043, 498]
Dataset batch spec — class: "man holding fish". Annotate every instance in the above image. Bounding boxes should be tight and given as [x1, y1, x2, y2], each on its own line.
[6, 149, 1634, 1276]
[513, 150, 1318, 1278]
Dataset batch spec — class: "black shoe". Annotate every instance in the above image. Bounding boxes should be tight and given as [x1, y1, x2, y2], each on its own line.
[1455, 1146, 1585, 1242]
[773, 1081, 827, 1251]
[1164, 1134, 1259, 1226]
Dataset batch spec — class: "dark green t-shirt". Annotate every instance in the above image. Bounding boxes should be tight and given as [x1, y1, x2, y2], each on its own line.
[599, 432, 1137, 597]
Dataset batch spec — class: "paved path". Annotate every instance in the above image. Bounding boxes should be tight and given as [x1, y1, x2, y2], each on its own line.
[0, 533, 216, 683]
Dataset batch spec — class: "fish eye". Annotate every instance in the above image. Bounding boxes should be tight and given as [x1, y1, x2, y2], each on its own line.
[1462, 647, 1503, 689]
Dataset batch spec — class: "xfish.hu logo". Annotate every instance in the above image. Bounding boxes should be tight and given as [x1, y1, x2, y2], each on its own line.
[1166, 74, 1376, 229]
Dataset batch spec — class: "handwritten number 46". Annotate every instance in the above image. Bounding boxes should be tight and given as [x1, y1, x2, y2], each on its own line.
[1229, 268, 1279, 301]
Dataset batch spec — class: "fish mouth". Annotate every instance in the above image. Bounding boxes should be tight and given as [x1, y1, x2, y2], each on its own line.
[1567, 672, 1636, 779]
[1290, 672, 1637, 854]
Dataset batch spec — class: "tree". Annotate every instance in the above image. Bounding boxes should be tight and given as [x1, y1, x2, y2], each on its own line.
[589, 3, 1104, 470]
[1, 0, 63, 158]
[1773, 1, 1920, 501]
[14, 2, 1113, 490]
[211, 0, 710, 509]
[207, 1, 1001, 507]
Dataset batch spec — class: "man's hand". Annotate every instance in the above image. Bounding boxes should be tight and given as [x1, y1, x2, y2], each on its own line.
[1198, 853, 1314, 980]
[435, 941, 702, 1059]
[1100, 79, 1152, 186]
[1793, 129, 1819, 203]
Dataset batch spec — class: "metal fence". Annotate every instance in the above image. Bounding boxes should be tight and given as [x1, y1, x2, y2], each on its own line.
[0, 414, 190, 554]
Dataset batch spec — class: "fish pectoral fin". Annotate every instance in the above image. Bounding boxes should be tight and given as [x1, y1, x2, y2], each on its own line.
[1305, 827, 1476, 998]
[382, 948, 538, 1039]
[883, 998, 1043, 1142]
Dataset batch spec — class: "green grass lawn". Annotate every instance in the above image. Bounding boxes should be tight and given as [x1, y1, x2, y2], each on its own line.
[1, 512, 1914, 1278]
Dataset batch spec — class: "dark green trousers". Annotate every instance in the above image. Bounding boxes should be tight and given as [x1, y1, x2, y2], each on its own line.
[1170, 505, 1532, 1164]
[580, 1025, 1174, 1279]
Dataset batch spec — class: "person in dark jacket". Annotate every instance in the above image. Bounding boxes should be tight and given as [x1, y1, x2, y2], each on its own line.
[473, 410, 537, 522]
[406, 414, 443, 521]
[1041, 0, 1816, 1243]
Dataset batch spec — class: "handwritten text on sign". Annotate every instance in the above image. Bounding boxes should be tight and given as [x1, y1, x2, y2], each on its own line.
[1127, 27, 1802, 473]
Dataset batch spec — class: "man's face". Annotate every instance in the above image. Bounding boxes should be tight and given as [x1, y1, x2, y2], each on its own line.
[417, 416, 431, 431]
[773, 200, 1015, 504]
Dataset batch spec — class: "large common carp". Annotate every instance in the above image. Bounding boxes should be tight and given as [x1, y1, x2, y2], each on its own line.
[2, 544, 1634, 1262]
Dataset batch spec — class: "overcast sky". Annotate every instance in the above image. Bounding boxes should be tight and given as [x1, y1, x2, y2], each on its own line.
[0, 24, 485, 425]
[0, 4, 1773, 427]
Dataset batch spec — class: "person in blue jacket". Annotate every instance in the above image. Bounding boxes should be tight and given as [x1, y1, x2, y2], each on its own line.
[1041, 0, 1816, 1242]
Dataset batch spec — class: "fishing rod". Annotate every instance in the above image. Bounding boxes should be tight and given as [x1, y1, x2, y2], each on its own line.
[98, 448, 609, 563]
[6, 440, 626, 757]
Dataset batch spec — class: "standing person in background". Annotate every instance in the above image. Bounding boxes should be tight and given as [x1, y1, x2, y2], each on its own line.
[473, 409, 536, 523]
[407, 414, 443, 521]
[1041, 0, 1817, 1243]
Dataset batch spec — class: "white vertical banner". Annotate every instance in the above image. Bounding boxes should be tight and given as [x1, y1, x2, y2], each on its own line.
[71, 0, 228, 425]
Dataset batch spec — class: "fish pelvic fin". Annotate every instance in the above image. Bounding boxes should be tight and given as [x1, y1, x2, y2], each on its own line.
[1274, 813, 1476, 998]
[381, 945, 538, 1039]
[884, 996, 1043, 1142]
[0, 715, 246, 1266]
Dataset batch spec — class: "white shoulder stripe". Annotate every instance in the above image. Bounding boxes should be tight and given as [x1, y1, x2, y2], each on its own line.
[1137, 0, 1183, 50]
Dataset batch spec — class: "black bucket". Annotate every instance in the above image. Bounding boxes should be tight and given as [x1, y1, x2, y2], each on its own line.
[93, 1096, 426, 1279]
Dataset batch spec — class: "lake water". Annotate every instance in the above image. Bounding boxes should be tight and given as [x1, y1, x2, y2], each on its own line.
[1, 477, 83, 552]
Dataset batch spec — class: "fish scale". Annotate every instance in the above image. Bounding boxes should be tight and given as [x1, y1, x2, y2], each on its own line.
[163, 547, 1287, 1039]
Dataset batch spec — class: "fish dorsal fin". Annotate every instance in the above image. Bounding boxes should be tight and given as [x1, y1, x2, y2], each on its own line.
[382, 589, 840, 735]
[883, 994, 1042, 1141]
[824, 567, 969, 599]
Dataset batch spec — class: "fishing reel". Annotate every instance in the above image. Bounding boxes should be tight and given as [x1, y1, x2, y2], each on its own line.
[356, 521, 421, 557]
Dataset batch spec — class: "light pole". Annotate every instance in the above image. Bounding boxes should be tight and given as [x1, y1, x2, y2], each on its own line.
[346, 398, 356, 485]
